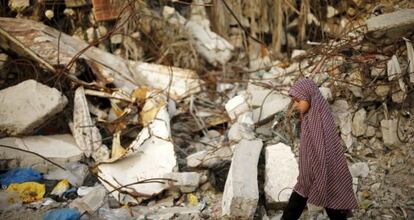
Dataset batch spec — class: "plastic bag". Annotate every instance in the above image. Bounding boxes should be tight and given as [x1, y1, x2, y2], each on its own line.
[0, 168, 42, 187]
[5, 182, 45, 203]
[43, 208, 81, 220]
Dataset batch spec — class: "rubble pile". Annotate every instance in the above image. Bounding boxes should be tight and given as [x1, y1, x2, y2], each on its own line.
[0, 1, 413, 220]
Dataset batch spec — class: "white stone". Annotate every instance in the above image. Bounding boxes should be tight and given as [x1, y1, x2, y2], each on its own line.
[222, 139, 263, 219]
[365, 126, 376, 137]
[129, 61, 201, 100]
[8, 0, 29, 13]
[404, 38, 414, 83]
[228, 112, 255, 141]
[110, 34, 123, 44]
[350, 162, 369, 178]
[319, 87, 332, 101]
[0, 80, 67, 135]
[352, 108, 367, 137]
[246, 84, 291, 123]
[98, 105, 177, 203]
[380, 119, 401, 147]
[164, 172, 201, 193]
[291, 50, 306, 59]
[327, 6, 339, 18]
[0, 134, 83, 173]
[264, 143, 299, 203]
[186, 150, 208, 168]
[331, 100, 353, 148]
[225, 95, 250, 121]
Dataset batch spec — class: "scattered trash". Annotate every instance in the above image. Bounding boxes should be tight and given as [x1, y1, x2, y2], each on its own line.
[0, 168, 42, 187]
[42, 208, 81, 220]
[6, 182, 45, 203]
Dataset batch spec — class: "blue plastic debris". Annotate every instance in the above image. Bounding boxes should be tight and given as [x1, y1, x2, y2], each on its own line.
[0, 168, 42, 187]
[43, 208, 81, 220]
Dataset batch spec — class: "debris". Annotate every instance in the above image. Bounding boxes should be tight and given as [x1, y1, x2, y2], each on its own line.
[50, 179, 71, 197]
[98, 94, 177, 203]
[8, 0, 29, 13]
[70, 184, 106, 214]
[186, 146, 233, 169]
[366, 9, 414, 42]
[246, 84, 291, 123]
[0, 168, 42, 187]
[380, 119, 402, 147]
[350, 162, 369, 178]
[404, 38, 414, 83]
[71, 86, 109, 162]
[264, 143, 299, 204]
[352, 108, 367, 137]
[43, 208, 81, 220]
[0, 80, 68, 136]
[164, 172, 201, 193]
[98, 206, 132, 220]
[0, 135, 83, 173]
[6, 182, 45, 203]
[331, 100, 353, 148]
[163, 6, 234, 66]
[44, 162, 89, 187]
[319, 87, 333, 101]
[0, 191, 22, 211]
[225, 95, 250, 121]
[222, 139, 263, 219]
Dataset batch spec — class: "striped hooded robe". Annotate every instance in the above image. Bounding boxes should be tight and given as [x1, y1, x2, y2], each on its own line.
[289, 79, 358, 210]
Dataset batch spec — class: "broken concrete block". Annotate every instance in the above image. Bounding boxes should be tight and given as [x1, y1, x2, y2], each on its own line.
[164, 172, 201, 193]
[225, 95, 250, 121]
[70, 184, 106, 214]
[222, 139, 263, 219]
[0, 135, 83, 173]
[8, 0, 29, 13]
[319, 87, 333, 101]
[98, 102, 177, 203]
[404, 38, 414, 84]
[128, 61, 201, 100]
[228, 112, 255, 141]
[380, 119, 401, 147]
[366, 9, 414, 41]
[71, 87, 109, 162]
[0, 80, 67, 136]
[246, 84, 291, 123]
[186, 150, 208, 168]
[350, 162, 369, 178]
[163, 6, 234, 66]
[352, 108, 367, 137]
[264, 143, 299, 204]
[331, 100, 353, 148]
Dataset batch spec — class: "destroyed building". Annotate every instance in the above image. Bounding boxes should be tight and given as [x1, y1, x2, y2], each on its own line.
[0, 0, 413, 219]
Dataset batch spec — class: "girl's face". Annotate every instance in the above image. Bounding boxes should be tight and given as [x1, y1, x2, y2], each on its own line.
[292, 97, 310, 114]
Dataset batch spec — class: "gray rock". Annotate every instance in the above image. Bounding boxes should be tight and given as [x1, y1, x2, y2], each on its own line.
[164, 172, 201, 193]
[352, 108, 367, 137]
[380, 119, 402, 147]
[350, 162, 369, 178]
[222, 139, 263, 219]
[0, 80, 67, 135]
[366, 9, 414, 42]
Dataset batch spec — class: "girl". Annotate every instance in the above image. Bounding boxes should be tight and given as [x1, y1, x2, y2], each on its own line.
[282, 79, 358, 220]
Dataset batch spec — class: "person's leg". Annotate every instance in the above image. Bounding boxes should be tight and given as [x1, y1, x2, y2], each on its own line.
[325, 208, 348, 220]
[281, 191, 308, 220]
